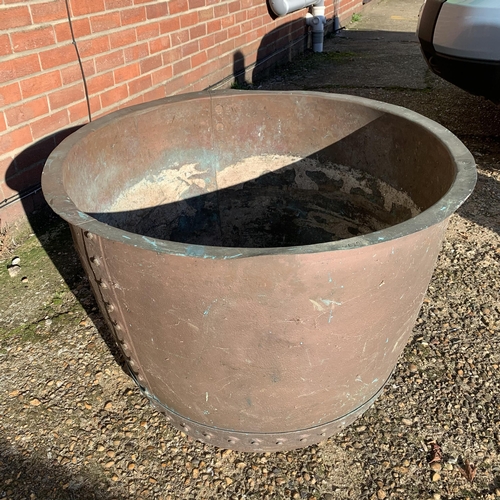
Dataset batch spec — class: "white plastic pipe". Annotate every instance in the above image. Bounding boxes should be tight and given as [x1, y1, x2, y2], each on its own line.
[269, 0, 317, 18]
[306, 1, 326, 52]
[269, 0, 326, 52]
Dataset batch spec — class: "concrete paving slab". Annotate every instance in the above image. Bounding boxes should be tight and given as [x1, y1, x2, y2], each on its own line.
[308, 0, 428, 90]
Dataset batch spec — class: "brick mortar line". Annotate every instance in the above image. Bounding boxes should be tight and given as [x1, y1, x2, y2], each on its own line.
[0, 57, 78, 91]
[2, 27, 267, 64]
[1, 42, 73, 63]
[1, 108, 74, 139]
[0, 6, 338, 134]
[3, 67, 178, 135]
[3, 57, 230, 125]
[6, 5, 317, 37]
[3, 10, 317, 60]
[2, 22, 310, 97]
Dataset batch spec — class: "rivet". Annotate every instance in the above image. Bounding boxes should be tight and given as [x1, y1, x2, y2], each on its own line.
[84, 231, 94, 239]
[89, 256, 101, 266]
[203, 433, 211, 439]
[105, 303, 115, 313]
[137, 373, 145, 383]
[320, 432, 326, 437]
[129, 359, 137, 369]
[276, 440, 284, 445]
[121, 343, 131, 356]
[111, 320, 122, 331]
[98, 279, 108, 289]
[114, 327, 124, 342]
[300, 438, 307, 442]
[227, 439, 235, 444]
[250, 440, 259, 445]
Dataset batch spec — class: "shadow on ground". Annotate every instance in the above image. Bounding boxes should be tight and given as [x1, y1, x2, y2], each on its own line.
[4, 128, 132, 372]
[0, 437, 123, 500]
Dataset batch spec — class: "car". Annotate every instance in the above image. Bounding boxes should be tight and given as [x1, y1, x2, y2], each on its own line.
[417, 0, 500, 102]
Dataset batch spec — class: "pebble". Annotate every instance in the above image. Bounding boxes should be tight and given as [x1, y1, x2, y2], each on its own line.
[377, 489, 387, 499]
[430, 462, 442, 472]
[8, 265, 21, 277]
[402, 418, 413, 426]
[432, 473, 441, 482]
[11, 256, 20, 266]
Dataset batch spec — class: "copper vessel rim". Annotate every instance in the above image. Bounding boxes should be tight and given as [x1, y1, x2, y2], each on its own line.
[42, 90, 477, 259]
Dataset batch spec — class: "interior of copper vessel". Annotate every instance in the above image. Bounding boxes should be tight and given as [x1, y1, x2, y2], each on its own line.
[62, 94, 456, 248]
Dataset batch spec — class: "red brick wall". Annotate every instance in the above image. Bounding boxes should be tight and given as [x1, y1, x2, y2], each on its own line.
[0, 0, 363, 227]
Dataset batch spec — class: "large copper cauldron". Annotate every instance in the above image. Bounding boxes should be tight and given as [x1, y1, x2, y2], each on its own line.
[42, 91, 476, 451]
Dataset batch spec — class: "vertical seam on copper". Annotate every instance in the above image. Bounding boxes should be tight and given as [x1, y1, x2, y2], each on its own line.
[94, 236, 147, 383]
[83, 232, 148, 387]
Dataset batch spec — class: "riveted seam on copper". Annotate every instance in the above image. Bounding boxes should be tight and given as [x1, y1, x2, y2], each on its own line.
[82, 231, 149, 388]
[139, 372, 390, 451]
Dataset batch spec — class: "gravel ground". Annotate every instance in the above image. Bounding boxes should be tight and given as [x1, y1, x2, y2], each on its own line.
[1, 1, 500, 498]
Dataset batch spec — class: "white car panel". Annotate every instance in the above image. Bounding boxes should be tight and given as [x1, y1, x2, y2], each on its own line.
[433, 0, 500, 61]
